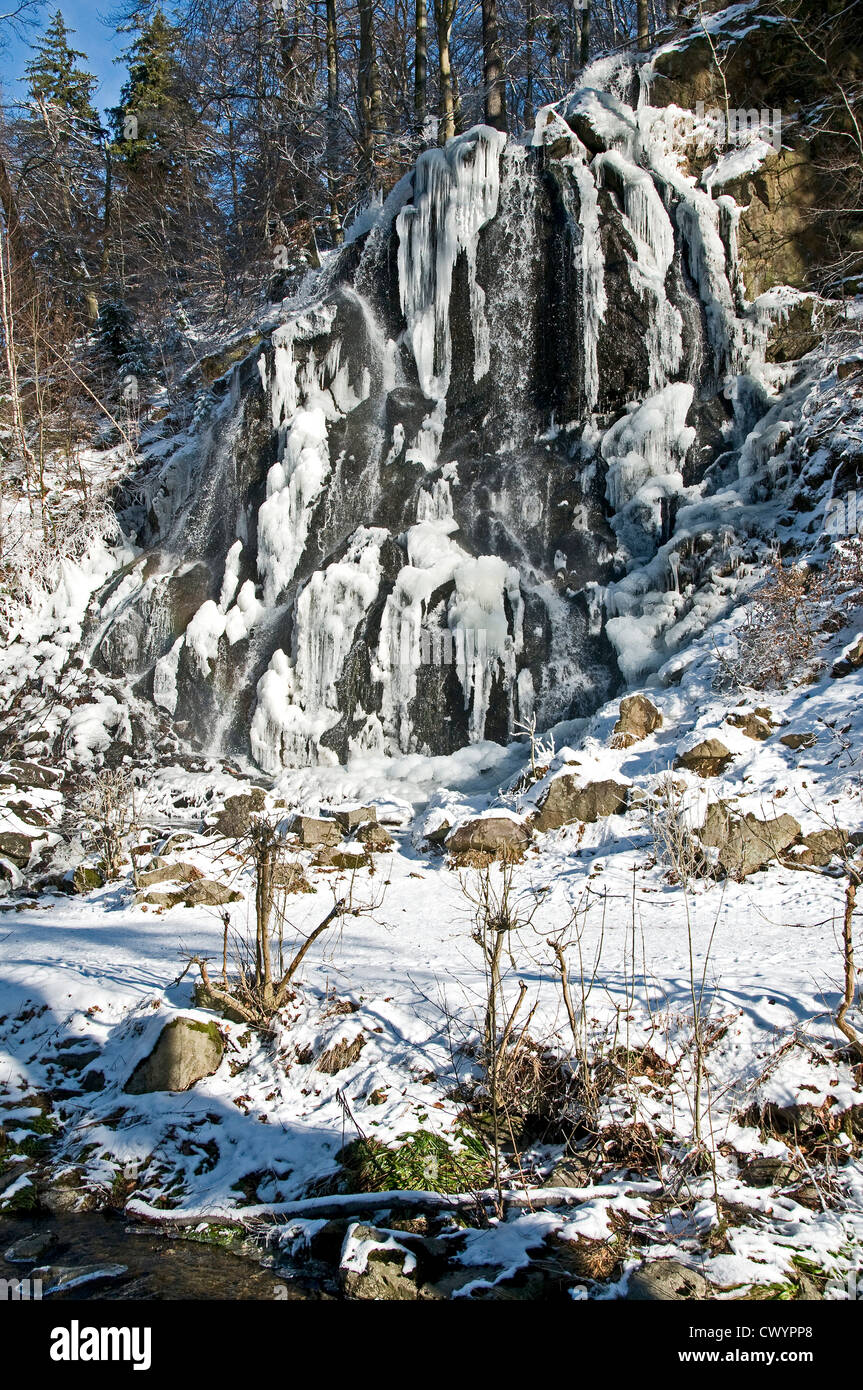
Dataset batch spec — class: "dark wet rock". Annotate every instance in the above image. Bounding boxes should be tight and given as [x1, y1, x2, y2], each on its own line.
[0, 761, 62, 790]
[125, 1017, 224, 1093]
[340, 1223, 420, 1300]
[31, 1262, 128, 1295]
[0, 832, 33, 866]
[4, 1229, 58, 1263]
[740, 1155, 799, 1188]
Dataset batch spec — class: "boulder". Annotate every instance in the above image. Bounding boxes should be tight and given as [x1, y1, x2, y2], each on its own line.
[780, 731, 816, 751]
[293, 815, 342, 847]
[726, 711, 772, 741]
[137, 860, 203, 887]
[740, 1156, 799, 1188]
[533, 776, 628, 831]
[699, 802, 801, 878]
[125, 1017, 224, 1093]
[213, 789, 267, 838]
[627, 1259, 713, 1301]
[0, 761, 62, 790]
[315, 848, 367, 871]
[610, 694, 663, 749]
[72, 865, 104, 893]
[675, 738, 733, 778]
[341, 1224, 420, 1300]
[0, 832, 33, 866]
[446, 816, 532, 856]
[4, 1230, 58, 1263]
[334, 806, 377, 831]
[357, 822, 394, 851]
[832, 634, 863, 678]
[136, 879, 242, 908]
[791, 829, 849, 868]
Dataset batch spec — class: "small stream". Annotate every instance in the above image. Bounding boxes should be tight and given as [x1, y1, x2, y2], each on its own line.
[0, 1212, 325, 1300]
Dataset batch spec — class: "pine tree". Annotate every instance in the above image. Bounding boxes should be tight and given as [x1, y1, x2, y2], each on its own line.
[18, 10, 104, 317]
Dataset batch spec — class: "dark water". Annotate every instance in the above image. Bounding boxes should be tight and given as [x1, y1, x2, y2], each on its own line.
[0, 1212, 321, 1300]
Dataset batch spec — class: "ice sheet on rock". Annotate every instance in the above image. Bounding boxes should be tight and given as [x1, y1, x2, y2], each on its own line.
[257, 406, 331, 605]
[397, 125, 507, 401]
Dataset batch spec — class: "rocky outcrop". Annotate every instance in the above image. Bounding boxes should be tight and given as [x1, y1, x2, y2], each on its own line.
[213, 789, 267, 838]
[292, 816, 342, 848]
[125, 1017, 224, 1093]
[699, 802, 801, 879]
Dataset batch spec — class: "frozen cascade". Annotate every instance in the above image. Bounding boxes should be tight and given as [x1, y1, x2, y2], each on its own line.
[562, 145, 607, 411]
[257, 406, 331, 605]
[448, 555, 524, 744]
[397, 125, 508, 401]
[250, 527, 387, 769]
[595, 149, 683, 390]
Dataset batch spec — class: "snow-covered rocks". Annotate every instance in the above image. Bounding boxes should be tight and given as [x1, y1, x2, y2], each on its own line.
[674, 736, 734, 778]
[445, 814, 532, 858]
[698, 801, 801, 879]
[532, 774, 630, 831]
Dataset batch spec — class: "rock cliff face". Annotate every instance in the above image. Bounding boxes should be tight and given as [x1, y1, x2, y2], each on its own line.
[87, 11, 844, 773]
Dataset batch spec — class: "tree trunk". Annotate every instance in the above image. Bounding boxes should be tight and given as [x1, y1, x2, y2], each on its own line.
[481, 0, 507, 131]
[580, 0, 591, 66]
[415, 0, 428, 128]
[326, 0, 341, 240]
[637, 0, 650, 49]
[435, 0, 458, 142]
[358, 0, 384, 175]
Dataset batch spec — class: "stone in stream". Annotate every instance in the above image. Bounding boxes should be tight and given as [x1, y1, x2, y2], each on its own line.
[5, 1229, 58, 1262]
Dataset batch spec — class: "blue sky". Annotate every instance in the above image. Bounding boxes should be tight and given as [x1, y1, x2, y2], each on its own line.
[1, 2, 127, 118]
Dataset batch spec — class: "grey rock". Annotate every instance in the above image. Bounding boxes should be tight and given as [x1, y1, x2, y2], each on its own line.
[628, 1259, 713, 1301]
[5, 1230, 58, 1263]
[293, 815, 342, 847]
[334, 806, 377, 831]
[125, 1016, 224, 1093]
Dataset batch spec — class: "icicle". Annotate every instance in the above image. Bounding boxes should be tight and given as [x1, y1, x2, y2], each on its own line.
[397, 126, 507, 401]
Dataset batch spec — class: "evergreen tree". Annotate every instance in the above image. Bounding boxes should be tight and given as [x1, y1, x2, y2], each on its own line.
[18, 10, 104, 318]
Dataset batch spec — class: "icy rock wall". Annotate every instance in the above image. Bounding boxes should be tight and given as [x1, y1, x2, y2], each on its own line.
[98, 46, 803, 771]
